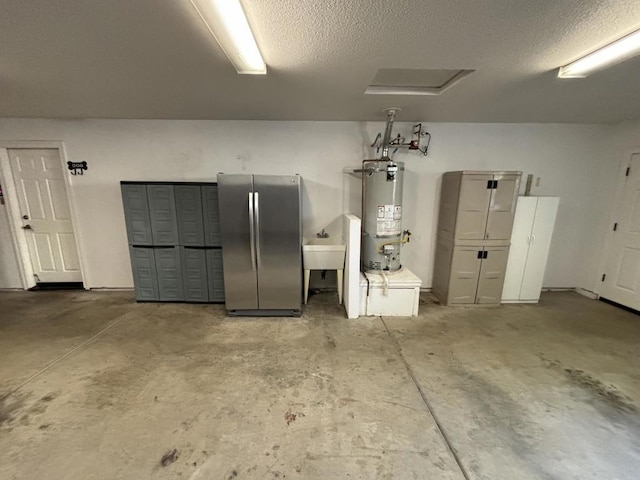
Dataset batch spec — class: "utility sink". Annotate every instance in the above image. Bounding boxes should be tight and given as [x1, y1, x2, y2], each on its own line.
[302, 237, 346, 270]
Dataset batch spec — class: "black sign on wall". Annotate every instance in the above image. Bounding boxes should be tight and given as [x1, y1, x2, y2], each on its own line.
[67, 161, 88, 175]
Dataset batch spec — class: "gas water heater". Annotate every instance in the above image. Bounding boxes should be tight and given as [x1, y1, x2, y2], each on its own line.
[361, 108, 415, 272]
[362, 160, 406, 271]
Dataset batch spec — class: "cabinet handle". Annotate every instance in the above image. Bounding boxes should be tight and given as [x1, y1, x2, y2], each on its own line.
[483, 251, 488, 259]
[531, 234, 536, 245]
[477, 250, 483, 259]
[526, 234, 531, 244]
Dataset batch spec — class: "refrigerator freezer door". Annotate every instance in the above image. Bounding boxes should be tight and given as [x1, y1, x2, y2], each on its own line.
[253, 175, 302, 310]
[218, 174, 259, 310]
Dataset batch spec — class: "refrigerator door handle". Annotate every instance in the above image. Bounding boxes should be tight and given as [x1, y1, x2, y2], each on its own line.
[248, 192, 256, 271]
[254, 192, 261, 269]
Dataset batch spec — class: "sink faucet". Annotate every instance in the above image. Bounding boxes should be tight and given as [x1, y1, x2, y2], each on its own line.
[317, 229, 329, 238]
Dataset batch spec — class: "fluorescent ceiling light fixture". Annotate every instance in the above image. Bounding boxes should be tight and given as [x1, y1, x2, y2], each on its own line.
[558, 28, 640, 78]
[190, 0, 266, 74]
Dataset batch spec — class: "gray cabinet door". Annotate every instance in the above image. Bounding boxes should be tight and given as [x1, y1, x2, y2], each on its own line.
[448, 246, 482, 304]
[154, 247, 184, 301]
[181, 247, 208, 302]
[455, 174, 493, 240]
[121, 184, 153, 245]
[206, 248, 225, 302]
[129, 247, 159, 301]
[147, 185, 179, 245]
[175, 185, 205, 246]
[202, 185, 221, 246]
[486, 174, 520, 240]
[476, 246, 509, 304]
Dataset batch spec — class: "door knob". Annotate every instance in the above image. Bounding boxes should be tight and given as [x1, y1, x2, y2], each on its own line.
[22, 224, 32, 230]
[22, 215, 29, 220]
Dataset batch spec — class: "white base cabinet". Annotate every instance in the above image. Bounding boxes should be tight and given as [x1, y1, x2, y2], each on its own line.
[502, 197, 559, 303]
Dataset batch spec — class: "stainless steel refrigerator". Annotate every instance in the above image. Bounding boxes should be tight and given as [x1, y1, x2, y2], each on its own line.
[217, 174, 302, 316]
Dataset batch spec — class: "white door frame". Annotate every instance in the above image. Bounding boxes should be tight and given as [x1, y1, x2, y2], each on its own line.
[596, 146, 640, 298]
[0, 141, 89, 289]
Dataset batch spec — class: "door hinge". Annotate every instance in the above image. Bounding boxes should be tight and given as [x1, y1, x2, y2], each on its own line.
[601, 274, 606, 282]
[613, 222, 618, 231]
[626, 167, 630, 177]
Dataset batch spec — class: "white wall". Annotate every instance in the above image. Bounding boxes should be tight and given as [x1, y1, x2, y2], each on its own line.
[0, 119, 611, 290]
[0, 202, 22, 288]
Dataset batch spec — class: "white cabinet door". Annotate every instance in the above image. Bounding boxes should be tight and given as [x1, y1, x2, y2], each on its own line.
[520, 197, 559, 301]
[502, 197, 536, 301]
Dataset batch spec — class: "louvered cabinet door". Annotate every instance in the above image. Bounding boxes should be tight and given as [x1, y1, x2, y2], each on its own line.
[175, 185, 205, 246]
[486, 174, 520, 240]
[121, 184, 153, 245]
[129, 247, 159, 301]
[202, 186, 222, 247]
[181, 247, 208, 302]
[448, 246, 483, 304]
[147, 185, 179, 245]
[476, 246, 509, 304]
[454, 174, 493, 240]
[154, 247, 184, 301]
[206, 248, 225, 302]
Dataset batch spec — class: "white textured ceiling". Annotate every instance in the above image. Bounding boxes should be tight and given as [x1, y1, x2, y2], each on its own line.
[1, 0, 640, 123]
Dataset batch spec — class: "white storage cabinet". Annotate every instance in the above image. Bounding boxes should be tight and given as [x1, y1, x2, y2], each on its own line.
[502, 197, 559, 303]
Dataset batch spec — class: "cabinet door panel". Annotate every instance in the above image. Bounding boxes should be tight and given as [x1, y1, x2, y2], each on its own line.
[206, 248, 225, 302]
[502, 197, 537, 301]
[448, 246, 482, 304]
[121, 184, 153, 245]
[520, 197, 559, 300]
[477, 246, 509, 304]
[148, 185, 179, 245]
[175, 185, 205, 246]
[181, 247, 208, 302]
[155, 247, 184, 301]
[455, 175, 492, 240]
[129, 247, 159, 301]
[486, 174, 520, 240]
[202, 186, 222, 247]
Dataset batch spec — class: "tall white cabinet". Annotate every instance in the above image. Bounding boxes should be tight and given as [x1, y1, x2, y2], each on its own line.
[502, 197, 559, 303]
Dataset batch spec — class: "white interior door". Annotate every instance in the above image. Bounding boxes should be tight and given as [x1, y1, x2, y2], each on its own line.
[8, 148, 82, 283]
[601, 153, 640, 309]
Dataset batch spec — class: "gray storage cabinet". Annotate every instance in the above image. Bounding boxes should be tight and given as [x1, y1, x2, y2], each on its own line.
[121, 182, 224, 303]
[121, 184, 153, 245]
[432, 171, 521, 305]
[129, 246, 159, 301]
[202, 185, 222, 246]
[175, 185, 205, 246]
[206, 248, 225, 302]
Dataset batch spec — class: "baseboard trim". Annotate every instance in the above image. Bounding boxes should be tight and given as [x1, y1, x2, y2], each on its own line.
[88, 288, 135, 292]
[575, 287, 598, 299]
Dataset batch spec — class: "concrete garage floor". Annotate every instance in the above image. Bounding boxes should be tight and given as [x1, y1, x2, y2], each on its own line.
[0, 291, 638, 479]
